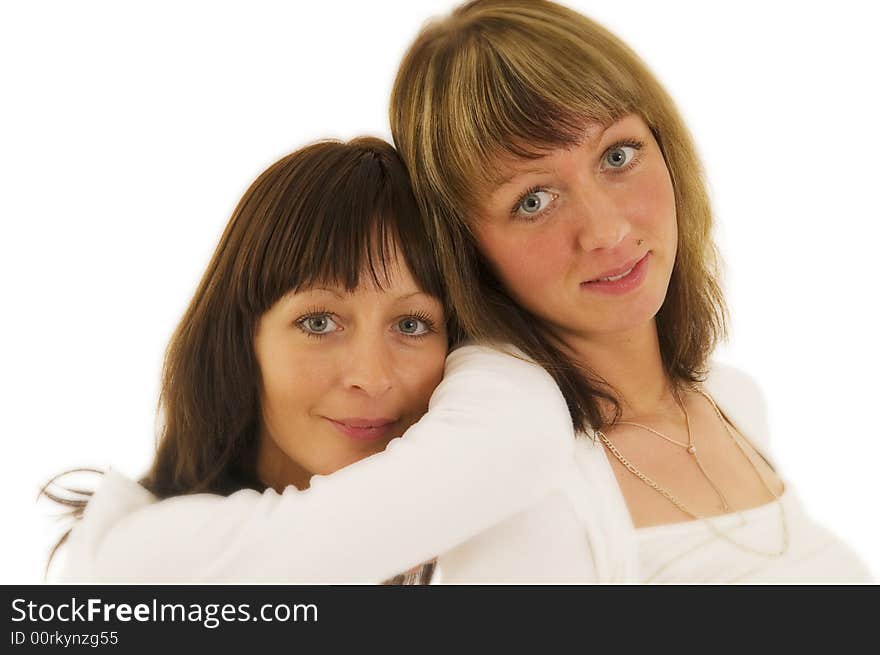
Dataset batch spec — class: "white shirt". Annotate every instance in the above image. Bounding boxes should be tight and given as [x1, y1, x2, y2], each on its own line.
[636, 486, 871, 583]
[54, 344, 872, 584]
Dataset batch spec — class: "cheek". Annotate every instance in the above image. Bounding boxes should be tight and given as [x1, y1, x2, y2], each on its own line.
[628, 161, 677, 242]
[395, 344, 447, 417]
[259, 347, 333, 430]
[257, 346, 342, 478]
[476, 224, 566, 293]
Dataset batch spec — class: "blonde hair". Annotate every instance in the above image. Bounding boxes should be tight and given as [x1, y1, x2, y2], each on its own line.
[391, 0, 727, 431]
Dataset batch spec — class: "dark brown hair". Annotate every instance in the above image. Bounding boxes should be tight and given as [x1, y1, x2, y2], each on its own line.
[390, 0, 727, 432]
[43, 137, 455, 583]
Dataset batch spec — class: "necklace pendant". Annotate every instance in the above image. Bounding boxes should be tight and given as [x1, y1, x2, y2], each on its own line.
[687, 445, 697, 455]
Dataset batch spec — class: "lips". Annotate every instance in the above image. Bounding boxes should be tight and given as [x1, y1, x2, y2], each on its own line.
[587, 254, 647, 282]
[332, 418, 396, 429]
[325, 417, 398, 442]
[580, 251, 651, 295]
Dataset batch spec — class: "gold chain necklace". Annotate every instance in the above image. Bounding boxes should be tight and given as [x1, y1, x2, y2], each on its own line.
[617, 388, 731, 511]
[597, 387, 789, 558]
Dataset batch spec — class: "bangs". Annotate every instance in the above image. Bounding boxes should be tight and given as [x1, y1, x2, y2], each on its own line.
[412, 3, 650, 205]
[229, 139, 444, 315]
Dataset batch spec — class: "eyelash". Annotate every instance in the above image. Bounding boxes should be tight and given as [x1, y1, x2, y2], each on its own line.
[509, 138, 646, 220]
[604, 138, 645, 172]
[294, 308, 438, 340]
[399, 310, 438, 341]
[295, 308, 336, 340]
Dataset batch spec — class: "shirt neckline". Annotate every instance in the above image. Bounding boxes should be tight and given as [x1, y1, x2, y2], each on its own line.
[634, 485, 794, 539]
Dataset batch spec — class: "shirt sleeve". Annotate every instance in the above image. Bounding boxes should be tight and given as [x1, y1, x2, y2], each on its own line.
[59, 343, 576, 583]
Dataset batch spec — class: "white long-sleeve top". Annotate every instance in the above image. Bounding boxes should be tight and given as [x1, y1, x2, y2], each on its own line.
[54, 344, 872, 584]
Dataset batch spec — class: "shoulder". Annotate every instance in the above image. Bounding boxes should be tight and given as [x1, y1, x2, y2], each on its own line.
[443, 341, 562, 393]
[703, 360, 768, 414]
[418, 340, 574, 461]
[702, 359, 771, 452]
[77, 470, 276, 534]
[54, 470, 157, 581]
[80, 469, 158, 524]
[446, 340, 542, 368]
[437, 341, 569, 419]
[57, 470, 286, 582]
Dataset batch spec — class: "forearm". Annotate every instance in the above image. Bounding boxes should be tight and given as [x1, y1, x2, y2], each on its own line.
[61, 344, 575, 583]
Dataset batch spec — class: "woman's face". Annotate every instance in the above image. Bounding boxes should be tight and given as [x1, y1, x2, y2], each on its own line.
[254, 251, 448, 491]
[473, 113, 677, 343]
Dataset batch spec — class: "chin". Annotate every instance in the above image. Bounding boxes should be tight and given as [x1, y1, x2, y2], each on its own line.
[341, 440, 391, 465]
[581, 296, 667, 336]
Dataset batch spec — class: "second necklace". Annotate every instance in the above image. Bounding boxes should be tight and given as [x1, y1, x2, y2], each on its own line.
[616, 387, 731, 512]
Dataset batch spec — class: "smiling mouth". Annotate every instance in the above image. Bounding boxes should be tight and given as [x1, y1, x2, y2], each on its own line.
[586, 253, 647, 283]
[591, 266, 636, 283]
[580, 252, 651, 294]
[325, 417, 399, 442]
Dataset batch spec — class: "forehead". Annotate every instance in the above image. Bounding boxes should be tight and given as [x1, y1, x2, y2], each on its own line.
[486, 130, 596, 194]
[487, 113, 648, 189]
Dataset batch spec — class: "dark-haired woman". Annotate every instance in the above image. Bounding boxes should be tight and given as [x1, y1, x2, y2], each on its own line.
[50, 137, 576, 583]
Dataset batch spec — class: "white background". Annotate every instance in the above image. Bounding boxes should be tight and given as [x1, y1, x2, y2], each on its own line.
[1, 1, 877, 582]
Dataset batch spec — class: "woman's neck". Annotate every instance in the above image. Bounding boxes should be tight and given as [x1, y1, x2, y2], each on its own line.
[559, 319, 678, 421]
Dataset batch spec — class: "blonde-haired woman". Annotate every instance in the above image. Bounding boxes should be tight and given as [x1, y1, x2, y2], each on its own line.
[389, 0, 871, 582]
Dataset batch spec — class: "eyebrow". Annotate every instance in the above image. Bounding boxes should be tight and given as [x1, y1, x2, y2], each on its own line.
[492, 167, 555, 189]
[492, 122, 617, 190]
[394, 291, 433, 302]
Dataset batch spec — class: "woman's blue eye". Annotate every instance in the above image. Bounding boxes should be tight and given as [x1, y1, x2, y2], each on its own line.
[398, 317, 430, 336]
[515, 189, 554, 217]
[298, 314, 338, 335]
[604, 145, 637, 169]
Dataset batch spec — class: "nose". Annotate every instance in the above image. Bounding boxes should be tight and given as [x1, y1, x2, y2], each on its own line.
[572, 186, 632, 253]
[341, 334, 394, 398]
